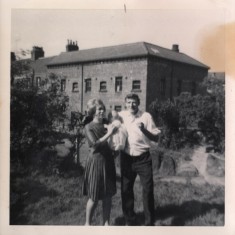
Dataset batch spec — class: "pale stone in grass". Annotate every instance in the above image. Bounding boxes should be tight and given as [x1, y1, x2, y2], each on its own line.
[176, 163, 199, 177]
[158, 155, 176, 176]
[206, 154, 225, 177]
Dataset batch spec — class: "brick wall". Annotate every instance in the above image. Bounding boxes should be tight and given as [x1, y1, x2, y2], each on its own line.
[49, 58, 148, 116]
[146, 57, 208, 110]
[48, 65, 82, 115]
[146, 58, 172, 109]
[172, 63, 207, 97]
[82, 58, 148, 113]
[48, 57, 207, 117]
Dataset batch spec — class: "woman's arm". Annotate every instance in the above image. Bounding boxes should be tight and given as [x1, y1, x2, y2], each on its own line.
[85, 124, 117, 149]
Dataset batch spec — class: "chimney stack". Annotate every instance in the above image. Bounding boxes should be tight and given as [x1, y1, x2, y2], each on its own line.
[11, 52, 16, 62]
[172, 44, 179, 52]
[31, 46, 44, 60]
[66, 39, 79, 52]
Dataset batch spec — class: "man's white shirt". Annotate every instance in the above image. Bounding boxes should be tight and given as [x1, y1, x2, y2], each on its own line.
[119, 110, 161, 156]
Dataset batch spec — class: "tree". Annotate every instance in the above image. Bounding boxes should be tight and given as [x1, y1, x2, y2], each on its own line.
[11, 73, 69, 167]
[149, 76, 225, 152]
[11, 50, 32, 85]
[11, 49, 88, 174]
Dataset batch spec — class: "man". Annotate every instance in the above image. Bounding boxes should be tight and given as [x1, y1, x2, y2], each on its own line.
[119, 93, 161, 226]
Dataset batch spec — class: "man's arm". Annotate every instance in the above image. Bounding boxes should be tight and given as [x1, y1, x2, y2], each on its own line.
[137, 122, 159, 142]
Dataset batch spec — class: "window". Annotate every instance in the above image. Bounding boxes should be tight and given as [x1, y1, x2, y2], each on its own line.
[51, 82, 57, 90]
[61, 79, 66, 91]
[160, 78, 166, 97]
[114, 105, 122, 112]
[132, 80, 141, 91]
[115, 77, 122, 92]
[36, 77, 41, 87]
[100, 81, 107, 92]
[85, 78, 91, 92]
[72, 82, 79, 92]
[26, 78, 31, 88]
[191, 81, 196, 96]
[61, 103, 66, 112]
[71, 111, 80, 126]
[177, 80, 182, 96]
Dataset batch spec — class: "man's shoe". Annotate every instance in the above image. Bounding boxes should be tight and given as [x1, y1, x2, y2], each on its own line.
[125, 221, 138, 226]
[125, 218, 138, 226]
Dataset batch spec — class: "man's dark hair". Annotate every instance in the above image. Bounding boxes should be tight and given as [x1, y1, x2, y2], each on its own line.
[125, 93, 140, 105]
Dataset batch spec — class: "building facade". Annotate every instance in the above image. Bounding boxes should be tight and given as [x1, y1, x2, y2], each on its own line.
[12, 41, 210, 116]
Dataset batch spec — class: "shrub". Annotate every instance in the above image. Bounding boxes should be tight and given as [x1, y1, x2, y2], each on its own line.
[149, 77, 225, 152]
[10, 70, 87, 173]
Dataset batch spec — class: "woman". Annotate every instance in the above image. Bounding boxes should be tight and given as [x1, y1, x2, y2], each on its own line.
[82, 98, 117, 226]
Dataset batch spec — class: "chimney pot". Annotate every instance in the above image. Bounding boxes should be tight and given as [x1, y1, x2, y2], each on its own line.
[66, 39, 79, 52]
[172, 44, 179, 52]
[31, 46, 44, 60]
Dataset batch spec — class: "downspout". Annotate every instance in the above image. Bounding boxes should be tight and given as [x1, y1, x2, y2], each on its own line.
[32, 68, 35, 87]
[170, 61, 174, 101]
[81, 64, 84, 113]
[146, 56, 149, 111]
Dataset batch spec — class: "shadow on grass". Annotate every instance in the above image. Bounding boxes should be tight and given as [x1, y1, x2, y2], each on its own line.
[155, 200, 224, 226]
[10, 178, 58, 225]
[113, 200, 224, 226]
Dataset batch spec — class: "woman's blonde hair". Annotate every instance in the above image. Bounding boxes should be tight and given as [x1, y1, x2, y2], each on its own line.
[86, 98, 106, 117]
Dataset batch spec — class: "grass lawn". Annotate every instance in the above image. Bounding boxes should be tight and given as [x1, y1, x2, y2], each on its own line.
[10, 146, 224, 226]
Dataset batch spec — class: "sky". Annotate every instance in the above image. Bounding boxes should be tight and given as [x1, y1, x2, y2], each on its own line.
[11, 8, 226, 72]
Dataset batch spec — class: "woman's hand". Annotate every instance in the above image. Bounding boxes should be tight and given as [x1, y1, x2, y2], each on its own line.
[107, 124, 118, 135]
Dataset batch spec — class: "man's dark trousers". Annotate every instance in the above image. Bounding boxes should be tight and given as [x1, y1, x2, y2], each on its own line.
[120, 151, 155, 226]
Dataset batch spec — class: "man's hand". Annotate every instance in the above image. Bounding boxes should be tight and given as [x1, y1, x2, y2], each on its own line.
[137, 122, 159, 142]
[137, 122, 145, 132]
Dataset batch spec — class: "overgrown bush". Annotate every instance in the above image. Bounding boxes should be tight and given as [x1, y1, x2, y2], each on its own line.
[10, 69, 87, 174]
[149, 76, 225, 153]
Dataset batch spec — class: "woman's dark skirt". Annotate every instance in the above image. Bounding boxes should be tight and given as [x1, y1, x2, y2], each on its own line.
[82, 150, 116, 201]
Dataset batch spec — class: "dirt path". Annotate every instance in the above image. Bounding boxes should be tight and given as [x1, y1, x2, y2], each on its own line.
[191, 146, 225, 186]
[158, 146, 225, 186]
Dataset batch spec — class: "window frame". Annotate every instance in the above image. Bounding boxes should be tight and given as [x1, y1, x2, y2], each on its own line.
[177, 79, 182, 96]
[160, 77, 166, 97]
[99, 81, 107, 92]
[36, 77, 41, 87]
[72, 82, 79, 92]
[191, 81, 196, 96]
[132, 80, 141, 91]
[61, 79, 66, 92]
[85, 78, 91, 92]
[115, 76, 122, 92]
[114, 105, 122, 112]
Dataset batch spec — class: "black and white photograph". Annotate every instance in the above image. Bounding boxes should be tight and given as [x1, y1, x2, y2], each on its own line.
[1, 0, 235, 234]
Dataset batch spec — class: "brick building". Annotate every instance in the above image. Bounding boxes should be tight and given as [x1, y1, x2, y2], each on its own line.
[12, 41, 210, 116]
[11, 46, 55, 88]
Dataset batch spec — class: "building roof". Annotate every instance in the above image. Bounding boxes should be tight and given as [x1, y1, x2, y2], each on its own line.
[32, 56, 56, 73]
[48, 42, 209, 69]
[13, 56, 56, 74]
[144, 42, 209, 69]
